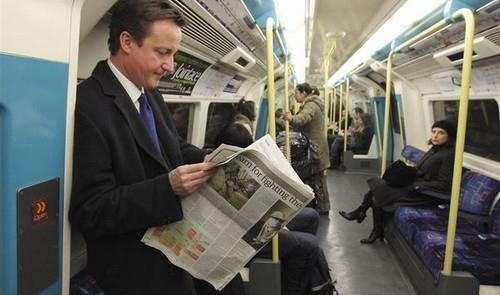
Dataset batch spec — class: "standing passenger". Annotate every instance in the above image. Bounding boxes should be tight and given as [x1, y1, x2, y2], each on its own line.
[68, 1, 245, 294]
[284, 83, 331, 215]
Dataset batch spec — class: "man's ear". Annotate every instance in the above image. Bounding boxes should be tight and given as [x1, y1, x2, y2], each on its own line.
[119, 31, 134, 54]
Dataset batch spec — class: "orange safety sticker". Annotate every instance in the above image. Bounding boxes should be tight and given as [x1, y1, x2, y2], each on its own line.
[31, 199, 49, 224]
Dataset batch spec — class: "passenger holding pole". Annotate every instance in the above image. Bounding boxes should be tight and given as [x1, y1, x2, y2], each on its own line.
[284, 83, 331, 215]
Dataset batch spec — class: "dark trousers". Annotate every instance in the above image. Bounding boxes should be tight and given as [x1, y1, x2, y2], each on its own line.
[330, 136, 344, 168]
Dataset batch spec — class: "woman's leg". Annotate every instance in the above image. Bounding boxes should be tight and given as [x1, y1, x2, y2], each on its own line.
[338, 190, 373, 223]
[315, 171, 331, 214]
[329, 138, 344, 168]
[360, 206, 385, 244]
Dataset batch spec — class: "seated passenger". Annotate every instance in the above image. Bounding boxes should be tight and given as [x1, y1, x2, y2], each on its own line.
[217, 122, 338, 295]
[338, 120, 456, 244]
[330, 111, 372, 169]
[347, 113, 373, 154]
[276, 108, 286, 133]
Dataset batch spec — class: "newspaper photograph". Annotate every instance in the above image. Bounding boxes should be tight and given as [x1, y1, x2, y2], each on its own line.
[142, 135, 314, 290]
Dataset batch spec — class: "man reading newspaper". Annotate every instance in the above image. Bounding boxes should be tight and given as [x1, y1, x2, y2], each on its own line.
[142, 135, 314, 290]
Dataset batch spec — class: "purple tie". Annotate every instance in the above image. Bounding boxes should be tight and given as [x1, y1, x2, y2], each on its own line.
[138, 93, 161, 152]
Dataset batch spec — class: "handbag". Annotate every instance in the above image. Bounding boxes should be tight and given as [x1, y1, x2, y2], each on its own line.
[382, 160, 417, 187]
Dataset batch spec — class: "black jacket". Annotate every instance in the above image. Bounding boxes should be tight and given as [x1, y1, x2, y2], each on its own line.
[69, 61, 205, 295]
[368, 144, 455, 210]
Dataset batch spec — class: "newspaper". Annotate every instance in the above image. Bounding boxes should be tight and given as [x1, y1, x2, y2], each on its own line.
[141, 135, 314, 290]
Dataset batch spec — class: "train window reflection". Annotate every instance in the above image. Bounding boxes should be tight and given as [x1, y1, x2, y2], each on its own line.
[433, 99, 500, 161]
[167, 103, 193, 142]
[205, 103, 235, 148]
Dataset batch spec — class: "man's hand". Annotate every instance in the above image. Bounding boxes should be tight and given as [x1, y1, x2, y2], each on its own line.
[283, 112, 293, 121]
[168, 162, 216, 196]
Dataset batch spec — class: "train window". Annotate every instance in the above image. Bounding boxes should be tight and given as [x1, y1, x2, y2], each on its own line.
[432, 99, 500, 162]
[204, 102, 235, 148]
[167, 103, 193, 142]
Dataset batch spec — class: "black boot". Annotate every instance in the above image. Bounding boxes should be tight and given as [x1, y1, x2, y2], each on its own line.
[338, 191, 372, 223]
[360, 207, 384, 244]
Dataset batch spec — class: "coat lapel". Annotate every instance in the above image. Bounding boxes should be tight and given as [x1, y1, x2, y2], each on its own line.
[93, 61, 168, 170]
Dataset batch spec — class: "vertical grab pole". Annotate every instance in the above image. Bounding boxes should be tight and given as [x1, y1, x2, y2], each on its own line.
[265, 17, 279, 263]
[283, 56, 291, 161]
[343, 79, 350, 152]
[338, 84, 343, 134]
[373, 99, 382, 154]
[332, 87, 337, 127]
[443, 8, 475, 275]
[381, 53, 394, 176]
[323, 66, 330, 138]
[381, 8, 474, 275]
[266, 18, 276, 141]
[273, 27, 290, 161]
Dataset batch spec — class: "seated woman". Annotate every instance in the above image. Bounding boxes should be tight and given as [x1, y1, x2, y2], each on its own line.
[330, 112, 373, 168]
[338, 120, 456, 244]
[347, 113, 374, 154]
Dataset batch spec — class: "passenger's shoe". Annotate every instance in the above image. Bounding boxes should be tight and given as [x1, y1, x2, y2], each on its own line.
[338, 208, 366, 223]
[360, 227, 384, 244]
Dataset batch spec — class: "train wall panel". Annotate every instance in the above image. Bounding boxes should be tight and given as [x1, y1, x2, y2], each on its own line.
[0, 54, 68, 295]
[1, 0, 73, 63]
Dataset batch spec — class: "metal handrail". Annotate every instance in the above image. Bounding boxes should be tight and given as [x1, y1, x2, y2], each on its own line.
[323, 38, 337, 138]
[265, 17, 280, 263]
[338, 84, 343, 136]
[272, 27, 291, 162]
[380, 8, 475, 275]
[343, 79, 350, 152]
[332, 87, 337, 126]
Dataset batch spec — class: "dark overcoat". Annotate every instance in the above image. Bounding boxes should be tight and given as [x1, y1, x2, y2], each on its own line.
[69, 61, 206, 295]
[368, 144, 455, 211]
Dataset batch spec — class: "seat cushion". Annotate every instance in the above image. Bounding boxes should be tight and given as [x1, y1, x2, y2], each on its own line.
[412, 230, 500, 285]
[394, 206, 479, 244]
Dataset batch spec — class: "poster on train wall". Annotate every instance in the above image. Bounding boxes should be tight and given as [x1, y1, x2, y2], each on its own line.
[158, 51, 211, 95]
[223, 75, 246, 93]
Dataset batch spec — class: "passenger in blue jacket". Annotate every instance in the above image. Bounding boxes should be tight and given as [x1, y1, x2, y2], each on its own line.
[338, 120, 456, 244]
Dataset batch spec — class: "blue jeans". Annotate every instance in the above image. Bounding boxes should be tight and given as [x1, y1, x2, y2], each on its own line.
[330, 136, 344, 168]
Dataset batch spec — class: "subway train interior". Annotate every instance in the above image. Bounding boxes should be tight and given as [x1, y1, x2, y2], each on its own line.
[2, 0, 500, 294]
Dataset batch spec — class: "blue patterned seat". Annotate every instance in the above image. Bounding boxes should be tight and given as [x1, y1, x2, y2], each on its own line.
[412, 229, 500, 285]
[70, 269, 103, 295]
[394, 206, 479, 244]
[458, 171, 500, 216]
[396, 201, 500, 285]
[401, 145, 425, 165]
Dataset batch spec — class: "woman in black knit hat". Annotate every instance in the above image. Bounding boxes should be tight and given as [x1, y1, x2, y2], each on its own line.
[338, 120, 456, 244]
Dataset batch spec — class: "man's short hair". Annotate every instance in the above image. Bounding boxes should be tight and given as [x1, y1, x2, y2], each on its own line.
[108, 0, 186, 55]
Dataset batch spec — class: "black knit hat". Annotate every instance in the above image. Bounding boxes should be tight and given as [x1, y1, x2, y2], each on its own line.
[432, 120, 456, 140]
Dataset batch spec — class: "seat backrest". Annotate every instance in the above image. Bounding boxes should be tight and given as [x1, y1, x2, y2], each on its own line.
[401, 145, 425, 165]
[459, 171, 500, 216]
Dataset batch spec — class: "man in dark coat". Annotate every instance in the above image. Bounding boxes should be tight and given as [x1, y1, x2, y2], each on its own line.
[69, 1, 222, 294]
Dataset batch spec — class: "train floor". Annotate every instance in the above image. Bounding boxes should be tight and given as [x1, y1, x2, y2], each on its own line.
[318, 170, 415, 295]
